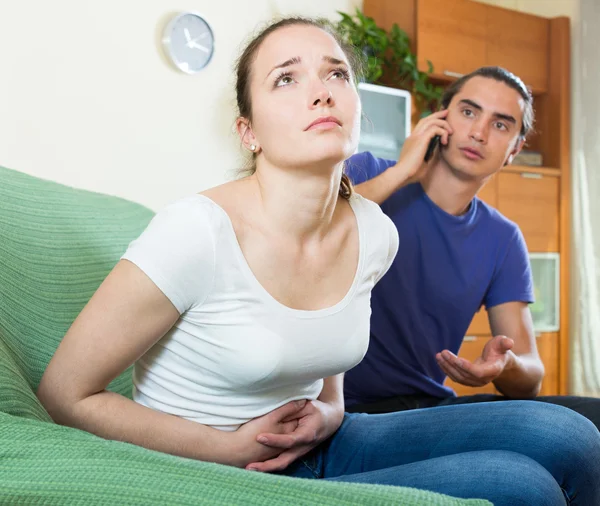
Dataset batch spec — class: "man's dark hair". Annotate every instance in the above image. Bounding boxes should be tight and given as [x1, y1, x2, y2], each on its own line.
[440, 66, 534, 140]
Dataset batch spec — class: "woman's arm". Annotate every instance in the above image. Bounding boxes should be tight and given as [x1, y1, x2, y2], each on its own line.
[37, 260, 297, 467]
[317, 373, 345, 414]
[244, 374, 346, 472]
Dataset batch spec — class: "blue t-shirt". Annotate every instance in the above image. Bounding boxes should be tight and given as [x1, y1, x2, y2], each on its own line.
[343, 152, 535, 404]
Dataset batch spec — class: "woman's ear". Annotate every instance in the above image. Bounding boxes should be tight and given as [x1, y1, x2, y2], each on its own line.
[236, 117, 260, 153]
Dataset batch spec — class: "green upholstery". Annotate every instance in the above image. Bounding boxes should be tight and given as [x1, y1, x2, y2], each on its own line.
[0, 165, 492, 505]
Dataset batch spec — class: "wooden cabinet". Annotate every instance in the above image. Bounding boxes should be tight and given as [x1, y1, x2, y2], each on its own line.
[443, 336, 498, 396]
[485, 6, 549, 93]
[364, 0, 549, 93]
[497, 172, 560, 252]
[416, 0, 487, 79]
[480, 171, 560, 253]
[537, 332, 560, 396]
[467, 308, 491, 336]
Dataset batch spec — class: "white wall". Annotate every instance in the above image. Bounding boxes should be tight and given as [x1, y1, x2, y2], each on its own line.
[0, 1, 360, 211]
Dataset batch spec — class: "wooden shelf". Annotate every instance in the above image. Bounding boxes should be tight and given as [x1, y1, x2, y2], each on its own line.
[504, 165, 561, 177]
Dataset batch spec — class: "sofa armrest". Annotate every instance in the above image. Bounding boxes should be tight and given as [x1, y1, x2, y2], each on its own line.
[0, 412, 491, 506]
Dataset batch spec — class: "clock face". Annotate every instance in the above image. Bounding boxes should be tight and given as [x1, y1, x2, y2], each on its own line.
[163, 13, 214, 74]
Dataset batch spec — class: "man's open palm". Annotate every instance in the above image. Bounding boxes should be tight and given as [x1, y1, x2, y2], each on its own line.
[436, 335, 514, 387]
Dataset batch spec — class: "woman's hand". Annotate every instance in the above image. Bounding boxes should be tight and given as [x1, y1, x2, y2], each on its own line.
[229, 400, 307, 468]
[243, 399, 345, 472]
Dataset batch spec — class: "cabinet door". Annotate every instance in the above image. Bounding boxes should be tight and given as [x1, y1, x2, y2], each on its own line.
[443, 336, 498, 396]
[466, 307, 492, 336]
[497, 172, 560, 252]
[485, 6, 549, 93]
[537, 332, 559, 396]
[416, 0, 487, 78]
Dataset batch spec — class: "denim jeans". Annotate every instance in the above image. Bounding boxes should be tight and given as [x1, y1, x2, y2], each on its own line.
[347, 392, 600, 432]
[280, 401, 600, 505]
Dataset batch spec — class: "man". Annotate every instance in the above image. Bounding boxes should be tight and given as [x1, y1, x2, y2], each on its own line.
[346, 66, 600, 430]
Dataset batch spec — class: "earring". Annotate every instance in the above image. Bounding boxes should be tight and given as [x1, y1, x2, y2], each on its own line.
[250, 144, 256, 152]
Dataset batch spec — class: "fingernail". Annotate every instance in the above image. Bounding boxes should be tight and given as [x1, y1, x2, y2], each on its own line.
[296, 400, 306, 408]
[247, 467, 257, 472]
[258, 436, 268, 443]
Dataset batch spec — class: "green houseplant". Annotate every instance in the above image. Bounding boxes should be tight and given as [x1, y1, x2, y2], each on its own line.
[332, 9, 443, 117]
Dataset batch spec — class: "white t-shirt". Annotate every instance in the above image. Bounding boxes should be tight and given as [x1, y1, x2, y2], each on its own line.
[121, 193, 398, 431]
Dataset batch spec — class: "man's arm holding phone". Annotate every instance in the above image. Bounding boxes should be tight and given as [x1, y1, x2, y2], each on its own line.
[354, 110, 452, 205]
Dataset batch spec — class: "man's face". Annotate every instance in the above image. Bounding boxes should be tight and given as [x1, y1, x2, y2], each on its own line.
[440, 76, 526, 179]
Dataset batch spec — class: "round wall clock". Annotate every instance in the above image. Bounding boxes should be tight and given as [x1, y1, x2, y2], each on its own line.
[163, 12, 215, 74]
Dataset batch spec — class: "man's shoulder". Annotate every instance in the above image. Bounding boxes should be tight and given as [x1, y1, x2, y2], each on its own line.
[474, 197, 521, 239]
[345, 152, 396, 185]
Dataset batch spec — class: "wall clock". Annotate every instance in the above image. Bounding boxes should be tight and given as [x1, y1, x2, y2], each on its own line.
[163, 12, 215, 74]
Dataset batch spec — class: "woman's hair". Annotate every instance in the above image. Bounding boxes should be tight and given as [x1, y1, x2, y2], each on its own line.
[235, 17, 365, 200]
[440, 66, 535, 141]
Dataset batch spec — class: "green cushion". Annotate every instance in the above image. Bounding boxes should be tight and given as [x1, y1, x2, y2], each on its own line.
[0, 336, 50, 422]
[0, 165, 153, 398]
[0, 166, 492, 505]
[0, 412, 493, 506]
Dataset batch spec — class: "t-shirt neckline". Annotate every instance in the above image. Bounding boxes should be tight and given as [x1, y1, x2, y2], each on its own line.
[194, 193, 366, 319]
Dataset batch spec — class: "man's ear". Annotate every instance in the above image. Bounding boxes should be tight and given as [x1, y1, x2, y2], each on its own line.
[236, 117, 259, 152]
[505, 137, 526, 166]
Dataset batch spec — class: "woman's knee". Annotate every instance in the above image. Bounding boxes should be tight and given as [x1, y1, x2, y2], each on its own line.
[331, 450, 566, 506]
[523, 402, 600, 462]
[428, 450, 567, 506]
[465, 450, 566, 506]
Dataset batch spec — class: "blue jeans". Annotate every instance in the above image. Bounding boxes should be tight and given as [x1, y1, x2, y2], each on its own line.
[280, 401, 600, 505]
[346, 392, 600, 432]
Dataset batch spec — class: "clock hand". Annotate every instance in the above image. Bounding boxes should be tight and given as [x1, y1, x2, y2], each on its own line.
[188, 32, 209, 44]
[184, 28, 192, 43]
[189, 41, 210, 53]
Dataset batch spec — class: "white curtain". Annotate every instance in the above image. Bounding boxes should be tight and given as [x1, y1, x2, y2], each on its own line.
[570, 0, 600, 396]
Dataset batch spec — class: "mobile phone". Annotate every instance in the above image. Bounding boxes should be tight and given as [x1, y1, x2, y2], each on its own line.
[424, 135, 440, 162]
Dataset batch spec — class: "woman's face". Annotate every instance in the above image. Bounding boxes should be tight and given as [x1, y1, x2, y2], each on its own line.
[244, 24, 361, 170]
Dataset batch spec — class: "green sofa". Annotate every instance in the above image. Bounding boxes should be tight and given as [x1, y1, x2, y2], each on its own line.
[0, 165, 492, 505]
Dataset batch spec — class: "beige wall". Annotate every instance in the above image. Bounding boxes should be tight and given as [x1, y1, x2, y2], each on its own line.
[0, 0, 572, 211]
[0, 1, 360, 211]
[474, 0, 574, 18]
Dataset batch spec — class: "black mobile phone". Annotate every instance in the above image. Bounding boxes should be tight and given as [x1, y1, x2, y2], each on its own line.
[424, 135, 440, 162]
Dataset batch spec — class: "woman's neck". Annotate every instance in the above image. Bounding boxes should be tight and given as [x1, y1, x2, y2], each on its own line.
[250, 159, 344, 242]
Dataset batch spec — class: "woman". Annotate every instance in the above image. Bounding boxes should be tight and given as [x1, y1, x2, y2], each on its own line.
[38, 16, 600, 505]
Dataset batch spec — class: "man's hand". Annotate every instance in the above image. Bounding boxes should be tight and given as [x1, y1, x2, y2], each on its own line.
[436, 335, 515, 387]
[230, 400, 306, 468]
[354, 110, 453, 205]
[244, 399, 344, 473]
[393, 109, 453, 184]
